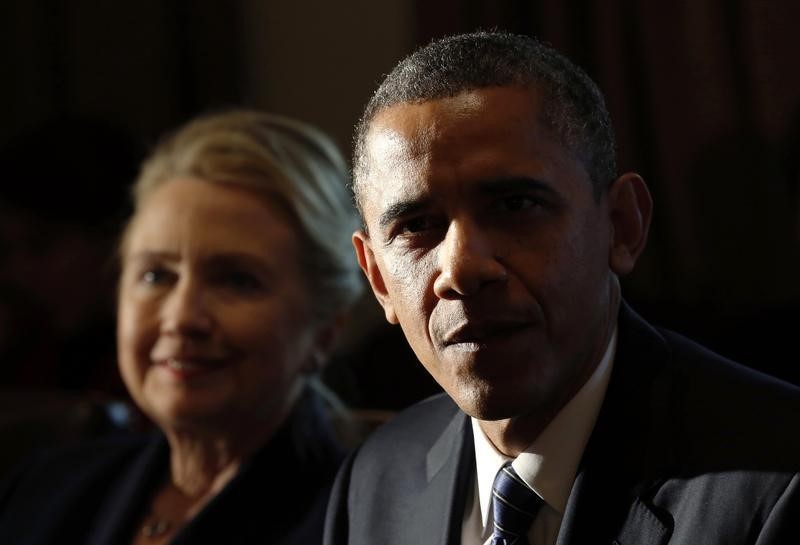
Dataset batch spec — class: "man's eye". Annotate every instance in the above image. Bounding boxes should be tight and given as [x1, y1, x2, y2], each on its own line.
[398, 215, 444, 235]
[497, 195, 540, 212]
[401, 217, 431, 233]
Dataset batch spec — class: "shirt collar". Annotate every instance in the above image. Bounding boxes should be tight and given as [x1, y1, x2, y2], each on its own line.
[471, 326, 617, 529]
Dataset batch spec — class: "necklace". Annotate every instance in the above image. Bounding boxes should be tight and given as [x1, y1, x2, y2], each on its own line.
[141, 515, 172, 538]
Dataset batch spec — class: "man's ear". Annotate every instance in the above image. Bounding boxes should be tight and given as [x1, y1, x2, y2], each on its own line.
[607, 172, 652, 276]
[352, 230, 399, 324]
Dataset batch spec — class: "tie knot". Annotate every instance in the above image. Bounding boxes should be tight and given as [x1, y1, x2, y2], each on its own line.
[490, 463, 542, 545]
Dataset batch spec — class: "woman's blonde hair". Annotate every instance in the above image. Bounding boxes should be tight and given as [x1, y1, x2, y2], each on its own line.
[123, 110, 363, 321]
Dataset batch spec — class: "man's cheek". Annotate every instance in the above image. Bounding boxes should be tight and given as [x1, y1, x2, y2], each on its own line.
[385, 251, 435, 297]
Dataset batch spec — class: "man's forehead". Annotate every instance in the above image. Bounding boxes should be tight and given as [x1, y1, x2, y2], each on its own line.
[366, 88, 520, 143]
[356, 86, 577, 228]
[365, 114, 423, 169]
[359, 126, 427, 228]
[359, 103, 441, 220]
[365, 102, 437, 164]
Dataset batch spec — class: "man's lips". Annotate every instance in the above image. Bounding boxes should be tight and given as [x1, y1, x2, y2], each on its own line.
[442, 319, 534, 346]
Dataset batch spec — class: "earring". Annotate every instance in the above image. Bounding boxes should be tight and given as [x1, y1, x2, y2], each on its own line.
[306, 350, 326, 374]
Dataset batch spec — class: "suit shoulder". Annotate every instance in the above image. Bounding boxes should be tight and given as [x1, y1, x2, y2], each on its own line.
[25, 433, 153, 472]
[659, 328, 800, 466]
[326, 394, 471, 543]
[661, 327, 800, 405]
[352, 394, 463, 467]
[0, 432, 157, 509]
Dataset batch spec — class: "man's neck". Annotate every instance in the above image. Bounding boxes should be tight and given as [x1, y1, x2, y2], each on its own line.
[478, 376, 588, 457]
[479, 285, 620, 457]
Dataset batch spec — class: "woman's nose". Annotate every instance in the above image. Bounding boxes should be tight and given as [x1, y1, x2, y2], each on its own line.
[160, 277, 213, 337]
[432, 220, 507, 299]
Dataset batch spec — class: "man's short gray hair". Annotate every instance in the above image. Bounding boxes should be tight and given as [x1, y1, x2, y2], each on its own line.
[352, 31, 617, 213]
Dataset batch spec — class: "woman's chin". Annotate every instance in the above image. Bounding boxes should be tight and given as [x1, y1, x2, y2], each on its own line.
[145, 394, 236, 433]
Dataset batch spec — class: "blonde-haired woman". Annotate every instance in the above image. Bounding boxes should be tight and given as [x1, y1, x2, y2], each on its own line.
[0, 111, 362, 545]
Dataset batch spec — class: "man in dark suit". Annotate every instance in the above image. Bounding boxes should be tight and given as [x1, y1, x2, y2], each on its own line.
[325, 31, 800, 545]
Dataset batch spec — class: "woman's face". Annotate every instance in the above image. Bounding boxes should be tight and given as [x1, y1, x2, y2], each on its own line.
[117, 177, 322, 434]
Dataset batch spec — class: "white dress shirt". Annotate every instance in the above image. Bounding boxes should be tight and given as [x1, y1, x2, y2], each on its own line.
[461, 328, 617, 545]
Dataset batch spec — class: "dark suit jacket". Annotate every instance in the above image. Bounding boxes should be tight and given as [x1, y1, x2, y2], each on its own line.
[324, 304, 800, 544]
[0, 389, 343, 545]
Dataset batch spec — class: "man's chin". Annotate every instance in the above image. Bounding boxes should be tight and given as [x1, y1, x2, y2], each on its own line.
[449, 384, 533, 422]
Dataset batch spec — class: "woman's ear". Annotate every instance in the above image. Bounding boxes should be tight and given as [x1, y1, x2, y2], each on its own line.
[308, 310, 348, 374]
[607, 172, 653, 276]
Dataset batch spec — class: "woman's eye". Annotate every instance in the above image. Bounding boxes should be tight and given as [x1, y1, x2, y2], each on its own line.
[140, 268, 173, 285]
[219, 271, 263, 292]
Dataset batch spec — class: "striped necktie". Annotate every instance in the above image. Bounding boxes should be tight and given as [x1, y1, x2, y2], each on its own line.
[490, 463, 543, 545]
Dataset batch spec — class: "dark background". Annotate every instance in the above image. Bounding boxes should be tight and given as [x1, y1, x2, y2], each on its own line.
[1, 0, 798, 415]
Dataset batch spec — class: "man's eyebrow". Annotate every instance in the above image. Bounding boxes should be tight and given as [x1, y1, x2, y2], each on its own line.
[375, 177, 554, 230]
[477, 176, 554, 196]
[378, 199, 429, 230]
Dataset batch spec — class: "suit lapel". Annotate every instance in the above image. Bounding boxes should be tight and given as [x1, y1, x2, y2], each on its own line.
[556, 470, 671, 545]
[555, 303, 677, 545]
[405, 408, 473, 545]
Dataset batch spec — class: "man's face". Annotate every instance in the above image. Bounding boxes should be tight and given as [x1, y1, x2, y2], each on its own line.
[354, 86, 621, 424]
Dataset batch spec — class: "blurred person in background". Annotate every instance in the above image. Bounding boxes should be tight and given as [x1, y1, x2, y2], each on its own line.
[0, 117, 139, 395]
[0, 117, 140, 477]
[0, 110, 363, 545]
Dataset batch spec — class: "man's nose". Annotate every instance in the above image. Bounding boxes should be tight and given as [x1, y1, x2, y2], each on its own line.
[433, 220, 507, 299]
[160, 277, 213, 337]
